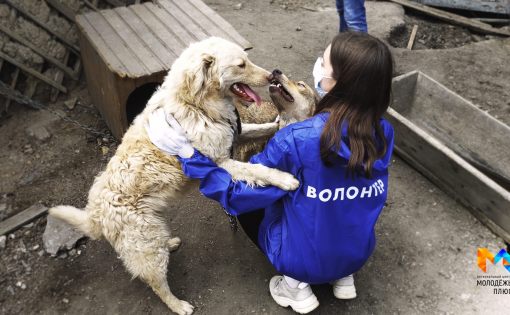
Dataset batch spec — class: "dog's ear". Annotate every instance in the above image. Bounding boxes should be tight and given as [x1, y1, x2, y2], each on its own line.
[180, 53, 218, 106]
[201, 53, 215, 68]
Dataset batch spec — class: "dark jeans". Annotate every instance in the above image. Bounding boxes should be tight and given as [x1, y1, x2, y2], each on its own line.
[237, 209, 265, 251]
[335, 0, 367, 32]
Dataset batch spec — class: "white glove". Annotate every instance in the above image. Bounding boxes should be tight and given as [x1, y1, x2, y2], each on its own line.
[144, 108, 194, 158]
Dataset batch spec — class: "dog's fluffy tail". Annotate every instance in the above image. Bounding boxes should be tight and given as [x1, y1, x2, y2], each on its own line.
[49, 205, 101, 239]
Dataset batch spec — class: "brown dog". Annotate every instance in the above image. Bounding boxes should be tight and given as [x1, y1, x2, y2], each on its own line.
[235, 70, 319, 161]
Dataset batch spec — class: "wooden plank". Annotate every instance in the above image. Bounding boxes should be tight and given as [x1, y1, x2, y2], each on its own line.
[392, 141, 510, 244]
[157, 1, 208, 42]
[45, 0, 76, 21]
[386, 71, 510, 243]
[101, 9, 164, 74]
[0, 204, 48, 236]
[103, 0, 124, 7]
[117, 6, 177, 68]
[147, 2, 200, 44]
[172, 0, 239, 43]
[83, 0, 99, 11]
[388, 0, 510, 37]
[0, 51, 67, 93]
[419, 0, 507, 15]
[188, 0, 252, 49]
[474, 18, 510, 25]
[0, 24, 79, 80]
[4, 68, 19, 111]
[77, 28, 123, 138]
[82, 11, 147, 77]
[407, 25, 418, 50]
[75, 14, 128, 76]
[73, 58, 82, 73]
[25, 64, 44, 98]
[51, 51, 70, 102]
[393, 71, 510, 186]
[5, 0, 80, 53]
[131, 4, 187, 55]
[0, 59, 5, 110]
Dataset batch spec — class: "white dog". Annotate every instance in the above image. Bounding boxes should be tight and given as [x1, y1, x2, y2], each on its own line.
[49, 37, 299, 315]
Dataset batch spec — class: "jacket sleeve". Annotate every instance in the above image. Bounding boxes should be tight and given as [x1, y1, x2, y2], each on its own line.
[179, 135, 292, 215]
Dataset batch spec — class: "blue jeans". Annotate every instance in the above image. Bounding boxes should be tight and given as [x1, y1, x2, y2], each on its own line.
[336, 0, 367, 32]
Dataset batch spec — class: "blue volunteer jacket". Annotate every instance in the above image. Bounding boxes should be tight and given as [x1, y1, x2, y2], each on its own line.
[179, 112, 394, 284]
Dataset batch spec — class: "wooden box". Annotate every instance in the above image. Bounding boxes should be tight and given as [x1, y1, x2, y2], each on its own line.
[75, 0, 251, 139]
[386, 71, 510, 242]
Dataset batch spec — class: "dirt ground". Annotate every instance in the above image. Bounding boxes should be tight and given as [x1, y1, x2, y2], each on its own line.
[1, 0, 510, 314]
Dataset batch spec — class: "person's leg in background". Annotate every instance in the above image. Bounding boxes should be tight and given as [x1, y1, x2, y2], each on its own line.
[343, 0, 367, 32]
[336, 0, 348, 32]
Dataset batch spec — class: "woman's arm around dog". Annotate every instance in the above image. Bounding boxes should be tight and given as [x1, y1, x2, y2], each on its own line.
[179, 133, 295, 215]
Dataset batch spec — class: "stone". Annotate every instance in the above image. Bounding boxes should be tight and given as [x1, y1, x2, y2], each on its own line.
[6, 285, 14, 295]
[64, 97, 78, 110]
[0, 235, 6, 249]
[234, 3, 243, 10]
[0, 203, 9, 221]
[25, 125, 51, 142]
[15, 281, 26, 290]
[23, 144, 34, 154]
[43, 215, 85, 256]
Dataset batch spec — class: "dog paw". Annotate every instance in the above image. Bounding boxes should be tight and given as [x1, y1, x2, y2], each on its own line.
[175, 300, 194, 315]
[274, 173, 300, 191]
[168, 237, 181, 252]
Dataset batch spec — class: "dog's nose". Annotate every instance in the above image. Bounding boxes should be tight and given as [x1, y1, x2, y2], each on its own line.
[268, 69, 282, 81]
[273, 69, 282, 76]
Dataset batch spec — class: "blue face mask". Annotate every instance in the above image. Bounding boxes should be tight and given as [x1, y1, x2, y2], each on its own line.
[315, 83, 327, 98]
[312, 57, 333, 98]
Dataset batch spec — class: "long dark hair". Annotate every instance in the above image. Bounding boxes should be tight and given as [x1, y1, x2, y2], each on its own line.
[315, 32, 393, 177]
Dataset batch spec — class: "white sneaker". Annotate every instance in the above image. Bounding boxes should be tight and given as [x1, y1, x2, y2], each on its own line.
[269, 276, 319, 314]
[332, 274, 357, 299]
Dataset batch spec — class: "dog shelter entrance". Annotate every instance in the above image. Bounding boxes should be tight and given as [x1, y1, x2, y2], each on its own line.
[75, 0, 252, 139]
[125, 82, 159, 124]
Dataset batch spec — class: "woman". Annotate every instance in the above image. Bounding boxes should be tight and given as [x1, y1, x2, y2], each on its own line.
[146, 32, 394, 314]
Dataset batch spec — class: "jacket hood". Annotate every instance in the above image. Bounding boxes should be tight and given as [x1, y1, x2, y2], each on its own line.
[317, 112, 394, 171]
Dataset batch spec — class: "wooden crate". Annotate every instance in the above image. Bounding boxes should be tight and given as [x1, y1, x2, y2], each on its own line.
[76, 0, 252, 139]
[386, 71, 510, 243]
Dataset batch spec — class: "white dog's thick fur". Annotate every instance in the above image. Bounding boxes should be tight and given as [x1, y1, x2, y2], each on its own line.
[49, 37, 299, 315]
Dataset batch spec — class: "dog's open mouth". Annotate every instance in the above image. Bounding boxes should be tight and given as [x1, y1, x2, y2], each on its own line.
[230, 83, 261, 105]
[269, 79, 294, 102]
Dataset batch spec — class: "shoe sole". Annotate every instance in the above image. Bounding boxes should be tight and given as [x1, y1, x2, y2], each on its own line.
[271, 291, 319, 314]
[333, 287, 357, 300]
